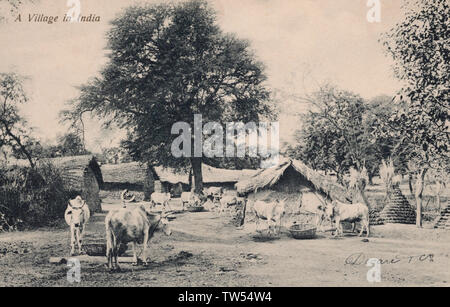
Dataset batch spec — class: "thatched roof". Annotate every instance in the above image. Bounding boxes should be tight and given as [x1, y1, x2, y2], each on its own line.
[101, 162, 258, 185]
[235, 158, 351, 201]
[6, 155, 103, 191]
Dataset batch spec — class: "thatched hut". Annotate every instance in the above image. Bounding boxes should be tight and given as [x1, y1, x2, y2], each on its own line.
[46, 155, 103, 213]
[235, 158, 352, 226]
[7, 155, 103, 213]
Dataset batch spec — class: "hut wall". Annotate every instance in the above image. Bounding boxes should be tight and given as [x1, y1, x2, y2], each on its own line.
[82, 166, 102, 213]
[244, 166, 323, 228]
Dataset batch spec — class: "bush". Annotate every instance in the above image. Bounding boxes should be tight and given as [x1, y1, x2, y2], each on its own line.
[0, 162, 71, 231]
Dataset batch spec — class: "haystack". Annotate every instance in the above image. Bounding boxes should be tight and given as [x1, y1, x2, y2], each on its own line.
[379, 185, 416, 224]
[434, 204, 450, 230]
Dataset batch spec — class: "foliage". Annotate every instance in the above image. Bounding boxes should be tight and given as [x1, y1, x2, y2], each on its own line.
[64, 0, 274, 191]
[380, 0, 449, 226]
[287, 86, 394, 183]
[0, 162, 70, 230]
[380, 0, 449, 168]
[0, 72, 35, 167]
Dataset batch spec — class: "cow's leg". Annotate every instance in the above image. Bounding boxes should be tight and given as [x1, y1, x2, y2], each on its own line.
[142, 227, 150, 266]
[132, 242, 138, 266]
[352, 222, 356, 233]
[77, 226, 84, 254]
[112, 234, 119, 271]
[70, 226, 76, 256]
[106, 236, 112, 269]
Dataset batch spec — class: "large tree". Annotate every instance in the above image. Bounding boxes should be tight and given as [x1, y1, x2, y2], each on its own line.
[287, 85, 392, 185]
[381, 0, 449, 227]
[0, 72, 35, 168]
[65, 0, 273, 192]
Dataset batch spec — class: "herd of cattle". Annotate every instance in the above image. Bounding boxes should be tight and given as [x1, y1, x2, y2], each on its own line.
[63, 187, 370, 270]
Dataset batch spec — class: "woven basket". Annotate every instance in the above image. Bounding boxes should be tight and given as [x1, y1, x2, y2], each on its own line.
[186, 206, 204, 212]
[289, 224, 317, 240]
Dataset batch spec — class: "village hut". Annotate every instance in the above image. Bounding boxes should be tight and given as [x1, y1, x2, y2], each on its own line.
[235, 158, 352, 227]
[46, 155, 103, 213]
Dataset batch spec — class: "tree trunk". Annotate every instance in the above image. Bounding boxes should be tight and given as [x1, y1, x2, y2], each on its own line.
[143, 163, 155, 201]
[408, 173, 414, 195]
[191, 157, 203, 194]
[436, 181, 442, 213]
[415, 168, 428, 228]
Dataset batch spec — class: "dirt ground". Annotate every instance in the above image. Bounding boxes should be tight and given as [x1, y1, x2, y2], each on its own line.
[0, 198, 449, 287]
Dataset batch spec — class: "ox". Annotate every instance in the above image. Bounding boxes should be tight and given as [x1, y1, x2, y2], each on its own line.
[64, 196, 90, 256]
[150, 192, 171, 209]
[324, 200, 370, 237]
[219, 194, 246, 215]
[251, 199, 286, 235]
[180, 192, 203, 210]
[105, 205, 172, 270]
[204, 187, 223, 202]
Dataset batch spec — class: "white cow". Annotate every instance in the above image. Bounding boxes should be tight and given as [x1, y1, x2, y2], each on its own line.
[205, 187, 223, 202]
[324, 200, 370, 237]
[105, 206, 172, 270]
[252, 199, 286, 235]
[180, 192, 203, 210]
[64, 196, 90, 256]
[150, 192, 171, 209]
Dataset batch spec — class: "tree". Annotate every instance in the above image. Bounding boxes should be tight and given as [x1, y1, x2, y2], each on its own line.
[57, 132, 86, 156]
[381, 0, 449, 227]
[0, 72, 35, 168]
[287, 85, 390, 184]
[65, 0, 273, 192]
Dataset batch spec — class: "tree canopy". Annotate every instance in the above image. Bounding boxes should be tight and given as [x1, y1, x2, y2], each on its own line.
[65, 0, 274, 191]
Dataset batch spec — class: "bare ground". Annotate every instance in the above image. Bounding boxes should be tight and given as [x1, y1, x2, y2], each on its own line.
[0, 199, 449, 287]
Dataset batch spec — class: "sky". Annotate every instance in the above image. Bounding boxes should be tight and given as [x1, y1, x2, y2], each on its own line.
[0, 0, 405, 152]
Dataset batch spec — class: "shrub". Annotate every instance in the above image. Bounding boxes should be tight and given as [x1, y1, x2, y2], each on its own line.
[0, 162, 71, 231]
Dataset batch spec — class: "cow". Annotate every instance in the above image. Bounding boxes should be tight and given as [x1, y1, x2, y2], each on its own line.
[204, 187, 223, 202]
[219, 194, 246, 215]
[105, 205, 172, 270]
[251, 198, 286, 235]
[323, 200, 370, 237]
[64, 196, 90, 256]
[181, 192, 203, 210]
[150, 192, 171, 209]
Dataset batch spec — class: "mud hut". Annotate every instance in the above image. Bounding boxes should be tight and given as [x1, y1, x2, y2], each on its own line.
[48, 155, 103, 213]
[236, 158, 351, 227]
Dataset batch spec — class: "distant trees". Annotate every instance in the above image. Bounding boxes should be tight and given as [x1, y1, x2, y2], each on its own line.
[0, 72, 35, 168]
[65, 0, 274, 192]
[380, 0, 449, 227]
[287, 85, 394, 185]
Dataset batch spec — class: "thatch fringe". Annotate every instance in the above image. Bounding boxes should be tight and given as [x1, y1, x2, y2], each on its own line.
[235, 158, 351, 202]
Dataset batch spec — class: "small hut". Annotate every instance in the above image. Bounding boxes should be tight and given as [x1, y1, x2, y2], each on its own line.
[46, 155, 103, 213]
[235, 158, 351, 226]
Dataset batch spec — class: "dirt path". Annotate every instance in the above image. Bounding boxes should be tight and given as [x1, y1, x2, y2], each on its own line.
[1, 201, 449, 286]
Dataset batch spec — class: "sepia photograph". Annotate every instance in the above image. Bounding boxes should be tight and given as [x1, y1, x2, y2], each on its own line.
[0, 0, 449, 291]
